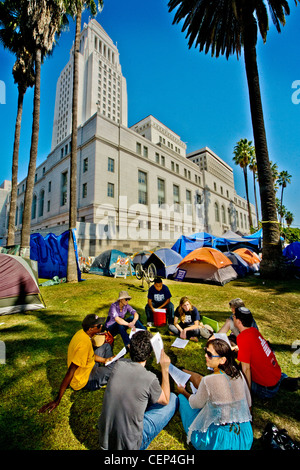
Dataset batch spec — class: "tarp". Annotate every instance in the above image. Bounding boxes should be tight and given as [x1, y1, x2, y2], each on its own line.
[171, 232, 217, 258]
[30, 230, 81, 280]
[89, 249, 134, 276]
[283, 242, 300, 272]
[143, 248, 183, 278]
[223, 251, 250, 278]
[0, 253, 45, 315]
[233, 248, 260, 272]
[175, 247, 238, 285]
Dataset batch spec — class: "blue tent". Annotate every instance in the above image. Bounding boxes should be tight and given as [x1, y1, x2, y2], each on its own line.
[30, 229, 81, 280]
[172, 232, 217, 258]
[143, 248, 183, 278]
[283, 242, 300, 273]
[224, 251, 250, 278]
[89, 249, 134, 276]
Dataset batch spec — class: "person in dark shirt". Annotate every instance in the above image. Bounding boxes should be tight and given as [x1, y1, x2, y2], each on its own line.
[145, 277, 174, 326]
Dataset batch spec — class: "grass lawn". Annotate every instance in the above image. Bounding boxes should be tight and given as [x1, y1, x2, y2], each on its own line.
[0, 273, 299, 450]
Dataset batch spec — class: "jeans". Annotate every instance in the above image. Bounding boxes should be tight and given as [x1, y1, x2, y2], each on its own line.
[107, 316, 146, 347]
[145, 302, 174, 324]
[168, 324, 200, 339]
[251, 373, 288, 399]
[140, 393, 179, 450]
[83, 343, 115, 391]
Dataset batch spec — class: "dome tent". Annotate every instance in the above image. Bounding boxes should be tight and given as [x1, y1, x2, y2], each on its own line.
[89, 249, 134, 276]
[142, 248, 183, 279]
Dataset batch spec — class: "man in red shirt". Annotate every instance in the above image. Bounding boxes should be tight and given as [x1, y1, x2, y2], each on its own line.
[233, 306, 299, 398]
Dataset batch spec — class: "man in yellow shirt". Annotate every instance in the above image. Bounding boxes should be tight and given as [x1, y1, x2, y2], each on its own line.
[39, 314, 114, 414]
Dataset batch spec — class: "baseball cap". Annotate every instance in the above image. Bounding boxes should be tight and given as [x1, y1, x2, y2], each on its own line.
[82, 314, 102, 330]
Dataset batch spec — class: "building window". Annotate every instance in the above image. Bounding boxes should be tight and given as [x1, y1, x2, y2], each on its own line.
[61, 171, 68, 206]
[107, 182, 114, 198]
[173, 184, 180, 211]
[136, 142, 141, 155]
[161, 156, 165, 167]
[48, 181, 51, 192]
[47, 200, 50, 212]
[215, 202, 220, 222]
[39, 190, 44, 217]
[31, 194, 37, 219]
[186, 190, 192, 215]
[143, 146, 148, 158]
[157, 178, 165, 207]
[138, 170, 147, 205]
[82, 183, 87, 198]
[83, 158, 88, 173]
[155, 153, 160, 164]
[221, 205, 226, 223]
[108, 157, 114, 172]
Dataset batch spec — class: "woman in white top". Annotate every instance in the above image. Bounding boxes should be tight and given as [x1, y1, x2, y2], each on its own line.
[176, 337, 253, 450]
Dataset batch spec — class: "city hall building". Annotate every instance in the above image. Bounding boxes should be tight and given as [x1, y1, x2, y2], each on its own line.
[1, 19, 256, 256]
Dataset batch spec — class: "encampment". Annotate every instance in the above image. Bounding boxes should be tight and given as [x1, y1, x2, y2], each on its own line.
[0, 253, 45, 315]
[175, 247, 238, 285]
[89, 249, 134, 277]
[233, 248, 260, 272]
[142, 248, 183, 279]
[171, 232, 216, 258]
[30, 230, 81, 280]
[223, 251, 250, 278]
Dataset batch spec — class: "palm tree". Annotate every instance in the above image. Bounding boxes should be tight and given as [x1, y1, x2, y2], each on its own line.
[277, 170, 292, 226]
[63, 0, 103, 282]
[0, 1, 35, 246]
[233, 138, 254, 230]
[285, 211, 294, 227]
[249, 151, 259, 229]
[19, 0, 67, 258]
[270, 160, 279, 192]
[168, 0, 298, 277]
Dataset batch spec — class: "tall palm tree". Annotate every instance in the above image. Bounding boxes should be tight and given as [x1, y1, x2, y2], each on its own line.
[0, 1, 35, 247]
[277, 170, 292, 226]
[168, 0, 298, 277]
[233, 138, 254, 230]
[285, 211, 293, 227]
[19, 0, 67, 258]
[270, 160, 279, 192]
[249, 151, 259, 229]
[63, 0, 103, 283]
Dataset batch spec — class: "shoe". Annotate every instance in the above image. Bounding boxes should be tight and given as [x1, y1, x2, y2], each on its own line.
[190, 337, 199, 343]
[147, 322, 153, 327]
[281, 377, 299, 392]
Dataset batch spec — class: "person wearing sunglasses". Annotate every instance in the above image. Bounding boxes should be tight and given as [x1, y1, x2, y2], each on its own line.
[105, 290, 146, 348]
[175, 337, 253, 450]
[38, 314, 115, 414]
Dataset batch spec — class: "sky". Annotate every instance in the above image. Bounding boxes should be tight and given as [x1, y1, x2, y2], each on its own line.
[0, 0, 300, 228]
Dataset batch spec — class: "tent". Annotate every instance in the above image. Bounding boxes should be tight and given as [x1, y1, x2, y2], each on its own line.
[30, 229, 81, 280]
[233, 248, 260, 272]
[171, 232, 217, 258]
[0, 253, 45, 315]
[142, 248, 183, 279]
[175, 247, 238, 285]
[283, 242, 300, 273]
[132, 250, 152, 266]
[89, 249, 134, 276]
[223, 251, 250, 278]
[214, 230, 261, 252]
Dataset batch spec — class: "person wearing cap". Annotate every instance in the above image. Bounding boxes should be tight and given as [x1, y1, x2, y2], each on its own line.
[233, 306, 299, 398]
[105, 291, 146, 348]
[38, 314, 115, 414]
[218, 298, 258, 341]
[145, 277, 174, 326]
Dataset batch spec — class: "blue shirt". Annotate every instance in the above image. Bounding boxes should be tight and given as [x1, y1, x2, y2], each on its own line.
[147, 284, 171, 305]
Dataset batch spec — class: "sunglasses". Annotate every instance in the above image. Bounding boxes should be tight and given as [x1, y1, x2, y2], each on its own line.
[123, 298, 131, 301]
[204, 347, 220, 359]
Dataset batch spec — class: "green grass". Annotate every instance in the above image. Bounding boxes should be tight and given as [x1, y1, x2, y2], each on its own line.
[0, 273, 299, 450]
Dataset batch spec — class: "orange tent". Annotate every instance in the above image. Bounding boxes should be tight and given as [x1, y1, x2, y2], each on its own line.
[233, 248, 260, 265]
[176, 247, 237, 285]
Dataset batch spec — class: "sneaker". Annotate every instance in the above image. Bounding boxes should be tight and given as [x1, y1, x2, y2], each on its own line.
[147, 322, 153, 327]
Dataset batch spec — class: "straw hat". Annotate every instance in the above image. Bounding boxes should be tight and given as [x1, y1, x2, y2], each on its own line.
[117, 291, 132, 301]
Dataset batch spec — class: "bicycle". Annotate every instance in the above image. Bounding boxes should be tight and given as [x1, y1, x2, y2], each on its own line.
[135, 263, 157, 288]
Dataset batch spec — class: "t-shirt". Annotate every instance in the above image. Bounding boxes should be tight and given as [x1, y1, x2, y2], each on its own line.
[98, 359, 162, 450]
[174, 306, 200, 328]
[147, 284, 172, 306]
[106, 301, 137, 328]
[237, 327, 282, 387]
[67, 329, 95, 390]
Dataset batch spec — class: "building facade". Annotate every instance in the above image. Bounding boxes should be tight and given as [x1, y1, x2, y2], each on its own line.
[2, 19, 256, 256]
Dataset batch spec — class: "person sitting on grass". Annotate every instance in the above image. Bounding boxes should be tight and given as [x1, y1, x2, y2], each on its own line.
[105, 291, 146, 348]
[218, 298, 258, 343]
[145, 277, 174, 327]
[233, 306, 299, 398]
[175, 337, 253, 450]
[168, 296, 211, 342]
[98, 330, 178, 450]
[38, 314, 115, 414]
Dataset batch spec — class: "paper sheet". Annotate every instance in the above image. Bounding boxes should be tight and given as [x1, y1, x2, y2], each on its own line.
[168, 364, 191, 387]
[105, 346, 127, 366]
[171, 337, 189, 348]
[150, 332, 164, 363]
[129, 328, 144, 339]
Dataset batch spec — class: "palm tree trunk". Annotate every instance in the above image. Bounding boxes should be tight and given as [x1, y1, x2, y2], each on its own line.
[7, 85, 25, 246]
[280, 185, 284, 228]
[243, 17, 283, 277]
[243, 166, 253, 229]
[67, 9, 81, 283]
[253, 172, 259, 228]
[20, 48, 41, 258]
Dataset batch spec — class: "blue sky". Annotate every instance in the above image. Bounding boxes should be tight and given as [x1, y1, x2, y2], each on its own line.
[1, 0, 300, 228]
